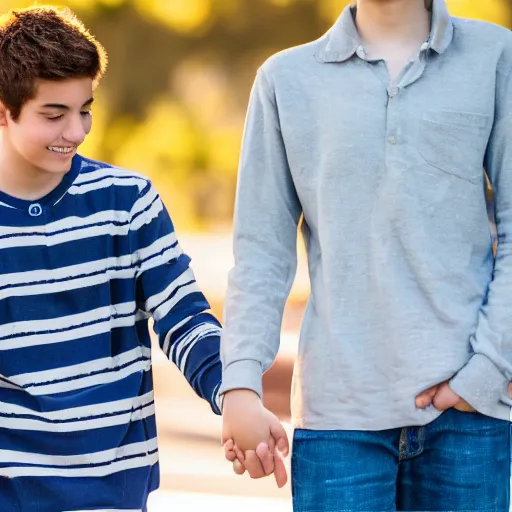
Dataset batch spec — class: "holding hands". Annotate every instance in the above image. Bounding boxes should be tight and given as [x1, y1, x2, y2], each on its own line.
[221, 389, 289, 488]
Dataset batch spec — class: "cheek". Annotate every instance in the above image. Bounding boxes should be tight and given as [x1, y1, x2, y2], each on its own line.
[83, 116, 93, 135]
[14, 121, 57, 149]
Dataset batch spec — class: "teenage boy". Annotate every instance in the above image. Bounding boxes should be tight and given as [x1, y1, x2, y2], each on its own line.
[0, 6, 222, 511]
[220, 0, 512, 510]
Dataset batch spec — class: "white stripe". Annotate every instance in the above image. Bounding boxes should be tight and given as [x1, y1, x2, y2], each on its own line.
[145, 268, 197, 312]
[130, 196, 163, 231]
[136, 232, 180, 271]
[11, 346, 151, 387]
[1, 268, 136, 299]
[0, 389, 153, 420]
[0, 222, 132, 250]
[0, 437, 158, 467]
[0, 257, 135, 300]
[130, 186, 158, 219]
[152, 281, 202, 323]
[0, 302, 135, 339]
[0, 234, 180, 299]
[0, 445, 159, 478]
[0, 201, 15, 209]
[0, 378, 22, 390]
[0, 402, 155, 433]
[69, 177, 147, 195]
[27, 358, 151, 396]
[0, 209, 130, 238]
[74, 167, 146, 185]
[162, 315, 194, 355]
[0, 309, 146, 351]
[0, 437, 157, 466]
[2, 255, 133, 287]
[0, 212, 132, 250]
[176, 324, 220, 373]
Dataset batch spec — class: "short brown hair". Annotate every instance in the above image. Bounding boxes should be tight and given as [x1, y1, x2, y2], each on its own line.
[0, 5, 107, 119]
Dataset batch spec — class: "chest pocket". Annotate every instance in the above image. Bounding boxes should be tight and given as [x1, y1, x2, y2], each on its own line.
[418, 110, 490, 185]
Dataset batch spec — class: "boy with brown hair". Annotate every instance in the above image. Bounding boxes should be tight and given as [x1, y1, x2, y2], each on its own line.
[0, 6, 222, 511]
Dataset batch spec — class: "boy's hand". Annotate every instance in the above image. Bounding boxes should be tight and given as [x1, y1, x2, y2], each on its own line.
[415, 381, 475, 412]
[221, 389, 289, 487]
[223, 438, 288, 487]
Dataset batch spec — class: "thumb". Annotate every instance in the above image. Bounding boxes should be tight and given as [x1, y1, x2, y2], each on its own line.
[269, 417, 289, 457]
[415, 385, 439, 408]
[432, 382, 459, 411]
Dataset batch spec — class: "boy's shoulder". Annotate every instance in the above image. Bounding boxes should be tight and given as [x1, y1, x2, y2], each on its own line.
[77, 155, 151, 188]
[258, 35, 327, 81]
[451, 16, 512, 50]
[73, 155, 154, 205]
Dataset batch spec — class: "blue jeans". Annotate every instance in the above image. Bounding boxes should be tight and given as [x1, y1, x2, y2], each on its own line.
[291, 409, 510, 511]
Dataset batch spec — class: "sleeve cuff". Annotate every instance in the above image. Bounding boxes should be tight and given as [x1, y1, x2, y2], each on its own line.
[219, 359, 263, 405]
[449, 353, 510, 416]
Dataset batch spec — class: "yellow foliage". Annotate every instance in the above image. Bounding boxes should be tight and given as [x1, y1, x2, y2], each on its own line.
[133, 0, 212, 33]
[447, 0, 510, 25]
[316, 0, 510, 25]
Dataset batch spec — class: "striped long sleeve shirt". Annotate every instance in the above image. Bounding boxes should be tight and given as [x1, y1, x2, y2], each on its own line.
[0, 154, 222, 511]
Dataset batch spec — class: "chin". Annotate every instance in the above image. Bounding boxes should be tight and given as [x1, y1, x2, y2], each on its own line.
[40, 162, 73, 175]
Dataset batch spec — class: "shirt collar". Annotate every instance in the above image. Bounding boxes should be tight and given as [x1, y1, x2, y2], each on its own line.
[315, 0, 453, 64]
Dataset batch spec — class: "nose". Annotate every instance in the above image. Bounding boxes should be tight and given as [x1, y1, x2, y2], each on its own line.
[62, 114, 87, 145]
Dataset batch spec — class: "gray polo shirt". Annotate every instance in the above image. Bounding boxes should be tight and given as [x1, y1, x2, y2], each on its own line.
[220, 0, 512, 429]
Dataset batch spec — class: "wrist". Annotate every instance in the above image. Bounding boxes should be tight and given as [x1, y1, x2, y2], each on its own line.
[222, 388, 261, 409]
[223, 388, 261, 400]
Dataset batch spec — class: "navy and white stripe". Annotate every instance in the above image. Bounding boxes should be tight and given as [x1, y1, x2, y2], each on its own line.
[0, 154, 222, 511]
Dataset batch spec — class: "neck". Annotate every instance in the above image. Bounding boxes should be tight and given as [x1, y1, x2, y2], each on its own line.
[355, 0, 431, 48]
[0, 139, 64, 202]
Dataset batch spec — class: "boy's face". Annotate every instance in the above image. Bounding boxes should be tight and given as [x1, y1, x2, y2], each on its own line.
[0, 77, 93, 177]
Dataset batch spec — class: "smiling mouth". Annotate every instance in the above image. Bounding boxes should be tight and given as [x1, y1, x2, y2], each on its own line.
[47, 146, 75, 154]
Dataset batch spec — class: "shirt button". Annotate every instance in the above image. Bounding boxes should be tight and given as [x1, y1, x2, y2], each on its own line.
[28, 203, 43, 217]
[388, 135, 397, 145]
[388, 85, 399, 97]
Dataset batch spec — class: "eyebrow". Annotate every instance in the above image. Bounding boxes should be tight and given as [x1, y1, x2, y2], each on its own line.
[42, 98, 94, 110]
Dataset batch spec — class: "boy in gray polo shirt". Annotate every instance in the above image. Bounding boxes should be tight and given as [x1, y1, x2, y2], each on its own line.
[221, 0, 512, 510]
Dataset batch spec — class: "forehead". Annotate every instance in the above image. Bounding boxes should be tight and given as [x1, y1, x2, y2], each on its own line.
[30, 78, 93, 106]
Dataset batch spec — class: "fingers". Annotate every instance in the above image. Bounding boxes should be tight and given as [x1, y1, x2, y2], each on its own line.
[273, 449, 288, 488]
[432, 382, 459, 411]
[234, 444, 245, 464]
[256, 441, 274, 476]
[233, 458, 246, 475]
[243, 450, 267, 479]
[224, 439, 237, 462]
[269, 419, 290, 457]
[415, 385, 439, 409]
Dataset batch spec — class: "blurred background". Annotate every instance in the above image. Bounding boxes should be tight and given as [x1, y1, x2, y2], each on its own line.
[2, 0, 511, 510]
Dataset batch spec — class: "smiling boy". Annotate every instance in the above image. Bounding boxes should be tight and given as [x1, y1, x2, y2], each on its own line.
[0, 6, 222, 511]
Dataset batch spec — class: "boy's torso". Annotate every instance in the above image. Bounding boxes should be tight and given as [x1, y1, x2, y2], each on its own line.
[258, 11, 511, 429]
[0, 156, 159, 510]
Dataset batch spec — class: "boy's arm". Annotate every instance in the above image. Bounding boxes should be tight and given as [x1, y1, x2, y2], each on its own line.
[130, 182, 222, 415]
[449, 40, 512, 415]
[220, 66, 302, 402]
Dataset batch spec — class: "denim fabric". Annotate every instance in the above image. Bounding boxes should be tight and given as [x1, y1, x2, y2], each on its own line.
[292, 409, 511, 511]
